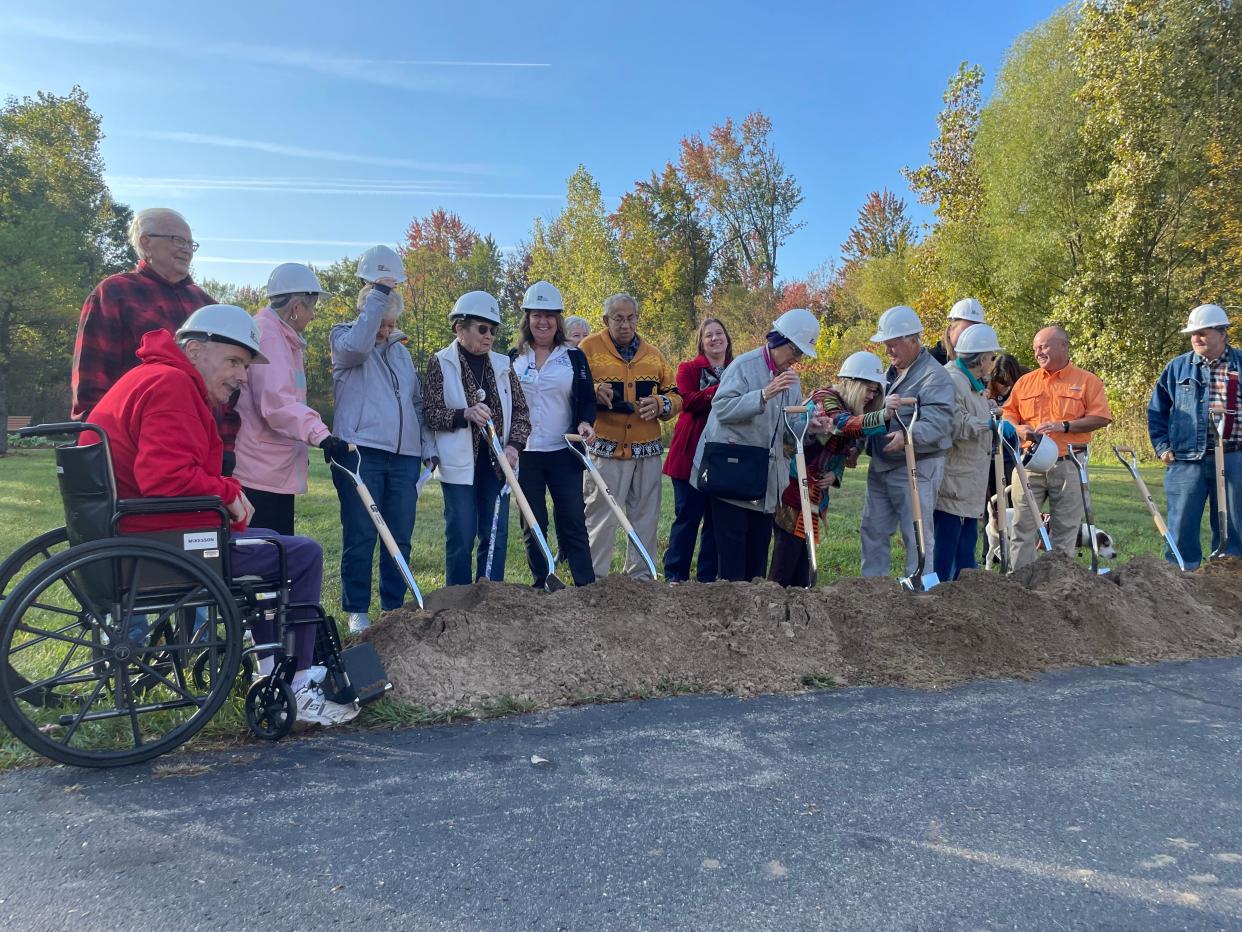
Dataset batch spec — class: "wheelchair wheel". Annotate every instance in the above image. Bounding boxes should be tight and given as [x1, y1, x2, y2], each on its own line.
[192, 648, 254, 694]
[0, 538, 242, 768]
[245, 677, 295, 741]
[0, 528, 70, 708]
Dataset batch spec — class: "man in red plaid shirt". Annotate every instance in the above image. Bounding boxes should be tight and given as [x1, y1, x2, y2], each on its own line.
[70, 207, 241, 473]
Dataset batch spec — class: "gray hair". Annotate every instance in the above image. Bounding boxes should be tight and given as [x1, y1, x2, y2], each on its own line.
[564, 315, 590, 333]
[357, 283, 404, 320]
[957, 351, 988, 370]
[603, 293, 639, 319]
[128, 208, 190, 258]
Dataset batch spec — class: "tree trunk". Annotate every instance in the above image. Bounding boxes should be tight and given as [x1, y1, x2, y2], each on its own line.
[0, 362, 9, 456]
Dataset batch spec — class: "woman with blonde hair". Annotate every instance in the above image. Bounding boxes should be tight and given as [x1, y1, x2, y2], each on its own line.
[768, 351, 895, 587]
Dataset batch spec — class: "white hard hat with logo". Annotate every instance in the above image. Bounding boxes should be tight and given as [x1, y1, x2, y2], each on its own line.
[838, 351, 886, 384]
[450, 291, 502, 325]
[954, 323, 1001, 354]
[357, 245, 407, 284]
[1182, 303, 1229, 333]
[522, 281, 565, 312]
[870, 305, 924, 342]
[265, 263, 330, 299]
[771, 308, 819, 358]
[1023, 434, 1058, 473]
[948, 297, 986, 323]
[176, 304, 269, 364]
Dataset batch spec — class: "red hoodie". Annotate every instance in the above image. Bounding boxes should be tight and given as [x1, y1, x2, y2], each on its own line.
[82, 329, 245, 533]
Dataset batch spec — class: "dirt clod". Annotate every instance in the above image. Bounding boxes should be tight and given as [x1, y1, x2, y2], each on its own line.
[364, 553, 1242, 713]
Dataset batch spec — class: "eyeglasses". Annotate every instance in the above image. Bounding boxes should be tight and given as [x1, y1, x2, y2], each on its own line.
[145, 234, 200, 252]
[474, 322, 498, 336]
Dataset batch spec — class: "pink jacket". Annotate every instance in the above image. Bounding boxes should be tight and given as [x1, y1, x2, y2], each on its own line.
[233, 306, 331, 494]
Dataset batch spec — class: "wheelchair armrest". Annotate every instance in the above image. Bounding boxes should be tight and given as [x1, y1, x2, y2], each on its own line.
[19, 421, 91, 438]
[114, 498, 230, 531]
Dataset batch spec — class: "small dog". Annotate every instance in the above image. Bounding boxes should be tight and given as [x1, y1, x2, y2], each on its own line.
[983, 486, 1115, 567]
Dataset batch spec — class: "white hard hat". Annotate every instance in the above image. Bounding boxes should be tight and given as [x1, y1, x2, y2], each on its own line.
[450, 290, 502, 325]
[870, 305, 924, 342]
[176, 304, 269, 364]
[948, 297, 986, 323]
[522, 280, 564, 312]
[357, 245, 406, 284]
[954, 323, 1001, 354]
[771, 308, 819, 358]
[838, 351, 886, 384]
[1023, 434, 1058, 473]
[266, 263, 329, 299]
[1182, 303, 1229, 334]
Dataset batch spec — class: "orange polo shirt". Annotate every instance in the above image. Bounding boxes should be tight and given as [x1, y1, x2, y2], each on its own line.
[1002, 362, 1112, 455]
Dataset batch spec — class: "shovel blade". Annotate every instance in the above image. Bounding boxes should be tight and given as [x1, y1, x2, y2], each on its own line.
[544, 574, 567, 593]
[899, 572, 940, 592]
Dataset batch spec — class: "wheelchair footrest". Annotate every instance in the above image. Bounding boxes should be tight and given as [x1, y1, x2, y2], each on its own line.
[322, 643, 391, 706]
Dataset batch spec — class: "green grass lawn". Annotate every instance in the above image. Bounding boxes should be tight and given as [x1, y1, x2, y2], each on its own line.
[0, 447, 1210, 768]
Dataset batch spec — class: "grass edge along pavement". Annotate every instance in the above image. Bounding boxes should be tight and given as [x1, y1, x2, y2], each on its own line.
[0, 448, 1220, 770]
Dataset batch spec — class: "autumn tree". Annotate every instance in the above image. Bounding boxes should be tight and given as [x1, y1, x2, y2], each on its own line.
[680, 112, 803, 287]
[528, 166, 626, 326]
[0, 88, 133, 449]
[613, 162, 713, 357]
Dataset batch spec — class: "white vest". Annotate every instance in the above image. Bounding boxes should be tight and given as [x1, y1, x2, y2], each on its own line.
[433, 342, 514, 485]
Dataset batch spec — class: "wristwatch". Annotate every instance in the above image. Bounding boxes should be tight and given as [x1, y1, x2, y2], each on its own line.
[1062, 420, 1071, 433]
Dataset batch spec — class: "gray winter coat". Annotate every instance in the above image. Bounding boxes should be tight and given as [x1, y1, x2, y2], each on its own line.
[691, 346, 801, 513]
[330, 288, 436, 460]
[865, 347, 955, 472]
[936, 361, 995, 518]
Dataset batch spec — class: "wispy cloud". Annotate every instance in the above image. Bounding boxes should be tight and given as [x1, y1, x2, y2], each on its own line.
[203, 237, 390, 248]
[3, 17, 550, 93]
[195, 256, 341, 266]
[118, 132, 497, 175]
[106, 173, 563, 200]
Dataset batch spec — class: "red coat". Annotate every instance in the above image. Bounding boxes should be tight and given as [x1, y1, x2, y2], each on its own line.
[663, 354, 727, 481]
[82, 329, 245, 533]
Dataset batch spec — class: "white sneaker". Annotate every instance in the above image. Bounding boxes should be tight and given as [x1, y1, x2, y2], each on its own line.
[293, 683, 359, 727]
[347, 612, 370, 634]
[306, 664, 327, 685]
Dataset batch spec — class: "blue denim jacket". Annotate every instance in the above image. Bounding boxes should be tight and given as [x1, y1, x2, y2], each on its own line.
[1148, 347, 1242, 460]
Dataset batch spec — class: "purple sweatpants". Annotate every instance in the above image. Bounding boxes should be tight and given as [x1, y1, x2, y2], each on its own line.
[230, 528, 324, 671]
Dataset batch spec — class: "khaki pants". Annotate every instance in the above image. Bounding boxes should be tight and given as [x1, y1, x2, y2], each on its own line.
[1010, 458, 1084, 569]
[584, 454, 662, 580]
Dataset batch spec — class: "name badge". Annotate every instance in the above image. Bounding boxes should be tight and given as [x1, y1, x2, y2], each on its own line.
[520, 366, 538, 385]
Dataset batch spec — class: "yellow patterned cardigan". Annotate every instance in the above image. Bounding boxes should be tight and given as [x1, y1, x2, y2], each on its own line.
[578, 331, 681, 460]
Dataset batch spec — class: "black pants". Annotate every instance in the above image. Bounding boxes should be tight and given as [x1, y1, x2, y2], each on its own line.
[518, 448, 595, 587]
[243, 487, 295, 536]
[768, 524, 815, 588]
[711, 497, 773, 582]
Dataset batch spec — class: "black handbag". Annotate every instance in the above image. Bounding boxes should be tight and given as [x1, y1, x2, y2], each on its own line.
[698, 441, 769, 501]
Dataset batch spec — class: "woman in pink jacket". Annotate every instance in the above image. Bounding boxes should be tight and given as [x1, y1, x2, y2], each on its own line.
[234, 263, 348, 534]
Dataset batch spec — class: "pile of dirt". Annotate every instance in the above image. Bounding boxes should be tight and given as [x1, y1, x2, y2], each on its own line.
[362, 554, 1242, 712]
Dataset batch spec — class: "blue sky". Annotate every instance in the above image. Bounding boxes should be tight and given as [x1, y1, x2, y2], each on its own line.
[0, 1, 1060, 288]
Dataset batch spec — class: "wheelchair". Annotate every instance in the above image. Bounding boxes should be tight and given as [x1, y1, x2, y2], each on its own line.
[0, 423, 391, 768]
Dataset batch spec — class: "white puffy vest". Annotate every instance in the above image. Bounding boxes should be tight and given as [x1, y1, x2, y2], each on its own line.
[433, 342, 514, 485]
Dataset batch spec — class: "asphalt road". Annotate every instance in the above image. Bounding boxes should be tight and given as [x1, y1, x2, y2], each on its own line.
[1, 659, 1240, 931]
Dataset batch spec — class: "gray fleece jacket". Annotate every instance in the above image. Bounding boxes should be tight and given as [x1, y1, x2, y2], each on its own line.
[330, 288, 436, 460]
[865, 347, 955, 472]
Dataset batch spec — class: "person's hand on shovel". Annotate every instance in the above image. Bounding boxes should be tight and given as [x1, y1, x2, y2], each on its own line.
[503, 445, 519, 469]
[575, 421, 596, 444]
[463, 401, 491, 427]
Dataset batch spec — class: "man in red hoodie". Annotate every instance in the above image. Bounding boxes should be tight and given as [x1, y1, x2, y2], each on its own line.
[85, 304, 355, 727]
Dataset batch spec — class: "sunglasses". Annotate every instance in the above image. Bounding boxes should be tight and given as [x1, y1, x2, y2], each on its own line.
[474, 322, 498, 336]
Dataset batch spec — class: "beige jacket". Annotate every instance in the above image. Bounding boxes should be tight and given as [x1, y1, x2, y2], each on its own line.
[936, 361, 995, 518]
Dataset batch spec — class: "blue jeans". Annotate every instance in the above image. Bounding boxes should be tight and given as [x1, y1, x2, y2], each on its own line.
[331, 446, 421, 613]
[1163, 452, 1242, 569]
[663, 478, 718, 582]
[442, 454, 509, 586]
[932, 510, 978, 582]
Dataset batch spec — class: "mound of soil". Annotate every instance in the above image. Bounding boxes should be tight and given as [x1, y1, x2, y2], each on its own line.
[363, 553, 1242, 712]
